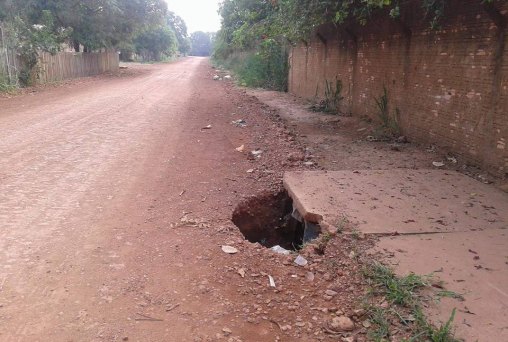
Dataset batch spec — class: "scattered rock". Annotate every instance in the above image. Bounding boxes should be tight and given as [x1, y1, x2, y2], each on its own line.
[432, 161, 445, 167]
[221, 245, 238, 254]
[294, 255, 308, 266]
[447, 156, 457, 163]
[246, 168, 254, 173]
[325, 289, 338, 297]
[268, 275, 276, 288]
[270, 245, 290, 255]
[235, 145, 245, 152]
[224, 75, 232, 80]
[213, 75, 220, 80]
[287, 152, 305, 162]
[238, 268, 246, 278]
[250, 149, 263, 158]
[222, 327, 232, 336]
[202, 125, 212, 130]
[328, 316, 355, 332]
[362, 320, 372, 328]
[232, 119, 247, 127]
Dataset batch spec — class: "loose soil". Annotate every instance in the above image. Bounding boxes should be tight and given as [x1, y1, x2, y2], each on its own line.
[0, 58, 375, 341]
[1, 57, 504, 342]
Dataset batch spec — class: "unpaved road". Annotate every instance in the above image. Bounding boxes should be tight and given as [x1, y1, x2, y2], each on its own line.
[1, 58, 307, 341]
[2, 57, 497, 342]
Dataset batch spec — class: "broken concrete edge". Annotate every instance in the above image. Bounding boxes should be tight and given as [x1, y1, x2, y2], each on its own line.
[283, 176, 323, 224]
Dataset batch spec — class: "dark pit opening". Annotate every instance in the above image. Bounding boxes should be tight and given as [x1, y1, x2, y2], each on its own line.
[232, 190, 320, 250]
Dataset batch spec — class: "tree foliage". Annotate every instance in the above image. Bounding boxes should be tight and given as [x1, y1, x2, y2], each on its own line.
[214, 0, 503, 90]
[135, 25, 178, 61]
[168, 11, 191, 55]
[0, 0, 191, 85]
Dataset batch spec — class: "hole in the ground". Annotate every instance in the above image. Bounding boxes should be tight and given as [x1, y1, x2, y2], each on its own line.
[232, 190, 321, 250]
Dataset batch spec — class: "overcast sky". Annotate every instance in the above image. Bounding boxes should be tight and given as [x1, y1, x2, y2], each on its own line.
[165, 0, 222, 34]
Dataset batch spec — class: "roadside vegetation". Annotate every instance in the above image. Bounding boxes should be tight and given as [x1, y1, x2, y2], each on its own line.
[213, 0, 498, 92]
[0, 0, 191, 89]
[363, 262, 460, 342]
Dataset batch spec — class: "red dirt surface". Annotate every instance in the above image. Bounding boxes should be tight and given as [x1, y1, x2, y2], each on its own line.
[0, 58, 375, 341]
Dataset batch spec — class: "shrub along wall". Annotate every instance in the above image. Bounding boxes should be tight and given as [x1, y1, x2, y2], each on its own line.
[288, 0, 507, 177]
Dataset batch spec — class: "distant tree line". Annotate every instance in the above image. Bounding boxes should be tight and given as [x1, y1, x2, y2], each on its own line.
[189, 31, 215, 57]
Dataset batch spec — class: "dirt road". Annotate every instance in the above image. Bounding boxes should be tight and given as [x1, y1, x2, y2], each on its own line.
[1, 58, 311, 341]
[3, 57, 500, 342]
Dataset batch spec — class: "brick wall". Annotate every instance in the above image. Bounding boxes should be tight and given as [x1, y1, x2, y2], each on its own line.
[288, 0, 508, 176]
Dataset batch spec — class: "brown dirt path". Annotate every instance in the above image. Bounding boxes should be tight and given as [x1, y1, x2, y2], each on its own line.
[0, 58, 322, 341]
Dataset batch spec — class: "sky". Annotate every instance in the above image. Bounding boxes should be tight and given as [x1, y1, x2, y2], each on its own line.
[165, 0, 222, 34]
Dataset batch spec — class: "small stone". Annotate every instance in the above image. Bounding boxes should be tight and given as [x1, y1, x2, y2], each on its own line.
[342, 337, 356, 342]
[329, 316, 355, 332]
[222, 327, 232, 336]
[353, 309, 366, 317]
[122, 337, 129, 341]
[325, 289, 338, 297]
[221, 245, 238, 254]
[287, 152, 305, 162]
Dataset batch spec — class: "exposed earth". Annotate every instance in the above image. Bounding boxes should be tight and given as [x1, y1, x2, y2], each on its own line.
[0, 58, 506, 341]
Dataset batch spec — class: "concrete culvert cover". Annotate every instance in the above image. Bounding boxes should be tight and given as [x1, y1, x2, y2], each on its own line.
[232, 191, 314, 250]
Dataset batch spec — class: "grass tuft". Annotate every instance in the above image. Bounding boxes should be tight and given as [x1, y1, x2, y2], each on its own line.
[363, 262, 428, 307]
[363, 262, 460, 341]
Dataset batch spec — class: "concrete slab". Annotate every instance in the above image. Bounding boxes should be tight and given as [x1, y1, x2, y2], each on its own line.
[283, 170, 508, 234]
[284, 169, 508, 341]
[372, 230, 508, 342]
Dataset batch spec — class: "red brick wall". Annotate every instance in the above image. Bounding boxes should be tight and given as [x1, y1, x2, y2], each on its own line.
[288, 1, 508, 176]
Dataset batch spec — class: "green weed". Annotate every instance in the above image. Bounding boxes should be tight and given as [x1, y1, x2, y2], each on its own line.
[310, 77, 344, 114]
[373, 86, 401, 139]
[218, 39, 288, 91]
[363, 262, 428, 307]
[406, 307, 460, 342]
[368, 306, 391, 341]
[435, 290, 465, 302]
[363, 262, 459, 342]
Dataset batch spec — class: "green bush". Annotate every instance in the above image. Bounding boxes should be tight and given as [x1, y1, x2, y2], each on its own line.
[217, 38, 288, 91]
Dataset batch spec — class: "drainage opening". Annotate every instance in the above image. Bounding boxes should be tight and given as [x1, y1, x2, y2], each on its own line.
[232, 190, 321, 250]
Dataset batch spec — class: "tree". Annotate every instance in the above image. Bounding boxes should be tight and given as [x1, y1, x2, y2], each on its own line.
[134, 25, 178, 61]
[190, 31, 213, 56]
[168, 11, 191, 55]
